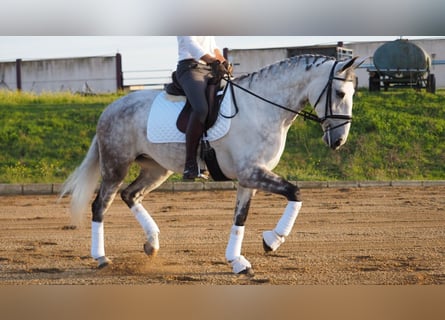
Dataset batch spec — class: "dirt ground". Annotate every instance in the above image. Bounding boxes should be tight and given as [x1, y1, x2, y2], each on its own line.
[0, 186, 444, 285]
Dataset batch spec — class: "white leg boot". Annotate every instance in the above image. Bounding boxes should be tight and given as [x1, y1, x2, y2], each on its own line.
[225, 225, 252, 274]
[91, 221, 111, 267]
[263, 201, 302, 252]
[131, 203, 160, 255]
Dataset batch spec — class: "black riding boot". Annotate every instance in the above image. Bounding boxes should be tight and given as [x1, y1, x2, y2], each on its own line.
[183, 113, 205, 180]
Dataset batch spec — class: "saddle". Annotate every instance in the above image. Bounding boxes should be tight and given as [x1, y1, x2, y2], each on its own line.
[165, 72, 224, 133]
[164, 72, 230, 181]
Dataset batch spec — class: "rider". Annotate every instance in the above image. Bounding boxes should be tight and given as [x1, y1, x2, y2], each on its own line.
[176, 36, 229, 180]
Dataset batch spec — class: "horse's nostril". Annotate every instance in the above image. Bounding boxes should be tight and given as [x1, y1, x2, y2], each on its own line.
[333, 138, 343, 149]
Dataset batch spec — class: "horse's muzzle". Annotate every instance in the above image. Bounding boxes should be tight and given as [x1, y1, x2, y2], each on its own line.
[322, 120, 351, 150]
[323, 130, 347, 150]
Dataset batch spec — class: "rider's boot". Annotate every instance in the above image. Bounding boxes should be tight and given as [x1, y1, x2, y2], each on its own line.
[183, 112, 205, 180]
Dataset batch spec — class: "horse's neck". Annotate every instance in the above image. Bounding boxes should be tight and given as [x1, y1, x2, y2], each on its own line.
[234, 61, 314, 126]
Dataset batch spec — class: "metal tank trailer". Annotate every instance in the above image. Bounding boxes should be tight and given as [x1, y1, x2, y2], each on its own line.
[368, 39, 436, 93]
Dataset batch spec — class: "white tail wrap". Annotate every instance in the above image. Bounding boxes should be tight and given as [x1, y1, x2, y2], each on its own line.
[131, 203, 160, 249]
[91, 221, 105, 259]
[274, 201, 302, 236]
[225, 225, 245, 262]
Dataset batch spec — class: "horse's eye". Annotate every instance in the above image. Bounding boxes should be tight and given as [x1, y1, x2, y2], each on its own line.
[335, 90, 345, 99]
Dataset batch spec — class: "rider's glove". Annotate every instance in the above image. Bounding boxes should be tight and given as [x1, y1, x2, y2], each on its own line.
[210, 60, 228, 78]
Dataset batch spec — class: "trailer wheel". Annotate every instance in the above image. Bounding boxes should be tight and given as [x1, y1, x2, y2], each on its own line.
[426, 74, 436, 94]
[369, 73, 380, 92]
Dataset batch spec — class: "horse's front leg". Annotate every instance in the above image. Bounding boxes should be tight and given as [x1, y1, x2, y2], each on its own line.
[239, 168, 303, 253]
[225, 186, 256, 275]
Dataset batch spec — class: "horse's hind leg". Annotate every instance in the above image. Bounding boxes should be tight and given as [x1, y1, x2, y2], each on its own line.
[91, 176, 127, 268]
[225, 186, 256, 275]
[121, 157, 172, 257]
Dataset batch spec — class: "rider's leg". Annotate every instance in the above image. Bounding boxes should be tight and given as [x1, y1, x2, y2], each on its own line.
[183, 111, 205, 179]
[176, 62, 210, 180]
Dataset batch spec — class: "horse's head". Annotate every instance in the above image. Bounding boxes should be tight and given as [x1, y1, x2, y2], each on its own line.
[309, 57, 364, 150]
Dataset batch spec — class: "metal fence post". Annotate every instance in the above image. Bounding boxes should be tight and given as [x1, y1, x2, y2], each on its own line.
[116, 53, 123, 91]
[16, 59, 22, 91]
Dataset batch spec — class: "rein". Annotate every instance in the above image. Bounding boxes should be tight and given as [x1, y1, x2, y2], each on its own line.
[221, 60, 354, 131]
[222, 78, 321, 123]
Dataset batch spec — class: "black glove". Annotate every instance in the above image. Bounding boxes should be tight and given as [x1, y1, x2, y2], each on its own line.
[222, 60, 233, 76]
[210, 60, 228, 78]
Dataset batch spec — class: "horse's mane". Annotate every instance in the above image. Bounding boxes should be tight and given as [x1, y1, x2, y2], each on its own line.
[234, 54, 335, 85]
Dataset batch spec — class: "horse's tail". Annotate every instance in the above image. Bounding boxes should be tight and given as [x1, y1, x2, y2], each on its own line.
[59, 135, 101, 226]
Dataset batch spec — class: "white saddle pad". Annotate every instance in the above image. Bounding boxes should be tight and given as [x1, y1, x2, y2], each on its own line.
[147, 91, 232, 143]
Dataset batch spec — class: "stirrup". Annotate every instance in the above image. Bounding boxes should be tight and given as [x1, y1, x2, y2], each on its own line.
[182, 163, 209, 181]
[198, 169, 209, 180]
[182, 169, 198, 181]
[182, 161, 198, 180]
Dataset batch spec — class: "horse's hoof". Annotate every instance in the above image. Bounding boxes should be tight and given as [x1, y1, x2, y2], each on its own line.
[230, 255, 252, 274]
[143, 242, 159, 257]
[237, 267, 254, 277]
[262, 239, 273, 252]
[96, 256, 111, 268]
[262, 230, 285, 252]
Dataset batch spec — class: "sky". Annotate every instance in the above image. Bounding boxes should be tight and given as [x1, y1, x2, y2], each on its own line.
[1, 36, 438, 71]
[1, 36, 442, 86]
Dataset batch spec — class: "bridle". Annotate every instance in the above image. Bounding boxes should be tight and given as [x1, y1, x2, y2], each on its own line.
[312, 60, 354, 132]
[221, 60, 354, 133]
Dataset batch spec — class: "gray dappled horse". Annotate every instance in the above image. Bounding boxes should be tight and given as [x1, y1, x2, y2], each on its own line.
[60, 55, 363, 274]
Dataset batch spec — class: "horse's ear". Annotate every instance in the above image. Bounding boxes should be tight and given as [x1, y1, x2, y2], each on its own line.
[352, 56, 367, 69]
[338, 56, 366, 73]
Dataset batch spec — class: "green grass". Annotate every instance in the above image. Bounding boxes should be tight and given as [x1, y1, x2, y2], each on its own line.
[0, 89, 444, 183]
[0, 91, 125, 183]
[277, 89, 445, 181]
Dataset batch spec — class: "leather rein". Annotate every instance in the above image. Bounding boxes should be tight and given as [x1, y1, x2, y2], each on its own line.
[221, 60, 354, 132]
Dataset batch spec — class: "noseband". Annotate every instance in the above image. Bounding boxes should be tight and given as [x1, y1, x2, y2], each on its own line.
[313, 61, 354, 132]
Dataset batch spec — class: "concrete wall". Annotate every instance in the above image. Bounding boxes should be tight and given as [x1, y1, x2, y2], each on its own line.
[0, 54, 122, 93]
[0, 61, 16, 90]
[226, 38, 445, 89]
[227, 48, 288, 78]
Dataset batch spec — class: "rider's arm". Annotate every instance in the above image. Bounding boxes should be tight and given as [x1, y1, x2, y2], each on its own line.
[178, 36, 225, 64]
